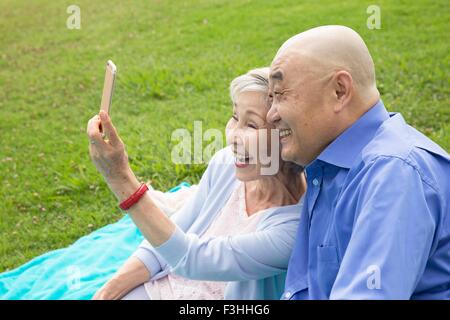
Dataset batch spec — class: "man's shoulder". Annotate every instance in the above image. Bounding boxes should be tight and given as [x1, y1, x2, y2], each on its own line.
[361, 113, 449, 167]
[357, 112, 450, 194]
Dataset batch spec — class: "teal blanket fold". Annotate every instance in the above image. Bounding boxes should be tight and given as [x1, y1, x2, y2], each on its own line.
[0, 183, 190, 300]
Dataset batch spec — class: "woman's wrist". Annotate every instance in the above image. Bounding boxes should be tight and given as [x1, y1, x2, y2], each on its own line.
[106, 168, 141, 202]
[101, 276, 136, 300]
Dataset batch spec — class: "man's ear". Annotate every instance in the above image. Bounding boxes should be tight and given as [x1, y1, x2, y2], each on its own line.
[333, 70, 353, 113]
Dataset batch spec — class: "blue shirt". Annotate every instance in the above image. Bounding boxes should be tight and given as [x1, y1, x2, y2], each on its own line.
[283, 100, 450, 299]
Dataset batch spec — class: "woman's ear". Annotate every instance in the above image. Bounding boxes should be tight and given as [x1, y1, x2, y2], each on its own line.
[333, 70, 353, 113]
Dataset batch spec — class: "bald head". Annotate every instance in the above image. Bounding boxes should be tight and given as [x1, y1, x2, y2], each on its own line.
[273, 25, 378, 96]
[267, 25, 380, 166]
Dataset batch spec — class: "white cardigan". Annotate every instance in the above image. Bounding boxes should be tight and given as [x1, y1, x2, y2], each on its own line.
[133, 146, 303, 299]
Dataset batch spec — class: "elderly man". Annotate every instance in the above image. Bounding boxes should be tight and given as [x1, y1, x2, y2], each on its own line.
[267, 25, 450, 299]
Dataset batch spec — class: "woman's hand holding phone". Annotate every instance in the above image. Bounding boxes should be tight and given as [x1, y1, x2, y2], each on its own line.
[87, 111, 140, 201]
[87, 60, 140, 201]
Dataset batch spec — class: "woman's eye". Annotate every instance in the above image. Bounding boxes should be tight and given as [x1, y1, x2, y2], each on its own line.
[248, 123, 257, 129]
[232, 115, 238, 121]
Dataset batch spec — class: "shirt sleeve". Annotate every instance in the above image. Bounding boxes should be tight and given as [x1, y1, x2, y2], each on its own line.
[152, 210, 300, 282]
[130, 148, 219, 279]
[132, 239, 166, 280]
[330, 156, 439, 299]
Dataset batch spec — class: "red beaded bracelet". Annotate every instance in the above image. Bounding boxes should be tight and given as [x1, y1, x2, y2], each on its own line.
[119, 183, 149, 211]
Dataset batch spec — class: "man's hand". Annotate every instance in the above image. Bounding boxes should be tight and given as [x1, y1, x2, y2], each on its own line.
[93, 256, 150, 300]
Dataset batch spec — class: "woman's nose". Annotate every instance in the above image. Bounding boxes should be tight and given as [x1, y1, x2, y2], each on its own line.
[226, 126, 243, 146]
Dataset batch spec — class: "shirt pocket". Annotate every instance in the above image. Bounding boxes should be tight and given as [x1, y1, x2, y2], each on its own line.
[316, 245, 340, 298]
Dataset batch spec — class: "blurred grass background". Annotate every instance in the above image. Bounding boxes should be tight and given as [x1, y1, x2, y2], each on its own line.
[0, 0, 449, 271]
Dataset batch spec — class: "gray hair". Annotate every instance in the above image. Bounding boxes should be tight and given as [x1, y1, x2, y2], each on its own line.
[230, 67, 270, 104]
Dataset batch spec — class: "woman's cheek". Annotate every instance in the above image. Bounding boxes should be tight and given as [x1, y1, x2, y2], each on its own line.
[246, 130, 259, 159]
[225, 120, 235, 145]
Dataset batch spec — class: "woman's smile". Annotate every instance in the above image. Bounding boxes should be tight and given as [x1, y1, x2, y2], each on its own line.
[234, 153, 252, 168]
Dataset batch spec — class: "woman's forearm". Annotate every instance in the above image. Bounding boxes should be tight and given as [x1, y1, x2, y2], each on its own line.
[114, 256, 151, 285]
[107, 169, 176, 247]
[87, 112, 176, 248]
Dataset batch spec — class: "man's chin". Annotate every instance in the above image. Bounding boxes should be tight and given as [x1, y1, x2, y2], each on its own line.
[281, 145, 305, 166]
[281, 147, 294, 162]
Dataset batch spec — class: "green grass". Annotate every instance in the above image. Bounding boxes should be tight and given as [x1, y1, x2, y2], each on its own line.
[0, 0, 449, 272]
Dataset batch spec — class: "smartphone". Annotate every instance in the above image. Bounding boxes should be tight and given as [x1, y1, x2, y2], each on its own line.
[100, 60, 117, 115]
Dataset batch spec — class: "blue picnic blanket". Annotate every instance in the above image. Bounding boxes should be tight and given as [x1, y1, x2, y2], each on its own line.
[0, 183, 190, 300]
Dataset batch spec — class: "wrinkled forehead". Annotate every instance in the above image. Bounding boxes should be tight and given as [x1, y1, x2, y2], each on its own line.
[269, 51, 304, 86]
[269, 53, 287, 83]
[270, 49, 328, 88]
[234, 91, 270, 116]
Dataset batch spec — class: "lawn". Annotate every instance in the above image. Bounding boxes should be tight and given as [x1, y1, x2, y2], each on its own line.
[0, 0, 448, 272]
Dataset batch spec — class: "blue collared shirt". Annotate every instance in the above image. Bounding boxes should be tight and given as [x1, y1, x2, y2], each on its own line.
[283, 100, 450, 299]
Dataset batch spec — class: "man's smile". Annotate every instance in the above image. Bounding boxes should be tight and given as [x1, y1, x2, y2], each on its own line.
[279, 128, 292, 143]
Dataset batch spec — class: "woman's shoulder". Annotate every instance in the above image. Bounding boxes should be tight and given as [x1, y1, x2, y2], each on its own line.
[204, 147, 304, 226]
[207, 146, 234, 167]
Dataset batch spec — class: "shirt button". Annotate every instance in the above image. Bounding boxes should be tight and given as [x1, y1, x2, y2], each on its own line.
[312, 178, 319, 186]
[284, 292, 291, 299]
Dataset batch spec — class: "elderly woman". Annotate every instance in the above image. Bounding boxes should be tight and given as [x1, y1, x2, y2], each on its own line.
[87, 68, 306, 300]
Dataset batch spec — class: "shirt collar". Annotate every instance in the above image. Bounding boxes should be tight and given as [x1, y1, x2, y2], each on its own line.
[312, 100, 389, 169]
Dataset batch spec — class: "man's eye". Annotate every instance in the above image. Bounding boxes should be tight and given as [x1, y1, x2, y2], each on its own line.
[248, 123, 257, 129]
[232, 115, 238, 121]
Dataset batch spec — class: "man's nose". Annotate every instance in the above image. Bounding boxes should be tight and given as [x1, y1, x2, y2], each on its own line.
[267, 104, 281, 125]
